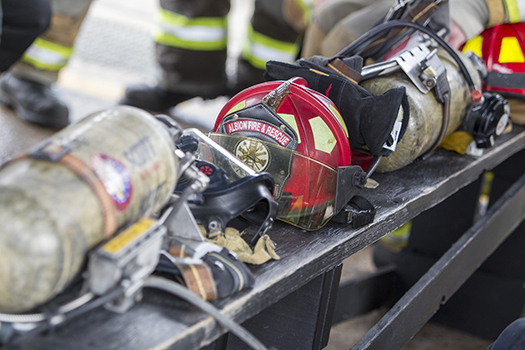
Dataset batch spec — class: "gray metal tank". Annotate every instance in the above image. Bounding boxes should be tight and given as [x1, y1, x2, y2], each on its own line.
[0, 106, 179, 313]
[361, 49, 482, 172]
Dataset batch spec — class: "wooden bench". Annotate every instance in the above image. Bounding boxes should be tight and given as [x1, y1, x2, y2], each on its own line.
[3, 105, 525, 350]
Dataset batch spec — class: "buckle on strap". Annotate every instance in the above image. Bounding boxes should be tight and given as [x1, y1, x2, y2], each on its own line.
[332, 195, 376, 228]
[28, 139, 72, 162]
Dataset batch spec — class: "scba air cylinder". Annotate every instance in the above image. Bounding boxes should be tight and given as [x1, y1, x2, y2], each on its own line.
[0, 106, 179, 313]
[361, 49, 482, 172]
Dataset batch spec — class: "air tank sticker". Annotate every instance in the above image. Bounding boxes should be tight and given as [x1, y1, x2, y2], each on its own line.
[91, 154, 133, 210]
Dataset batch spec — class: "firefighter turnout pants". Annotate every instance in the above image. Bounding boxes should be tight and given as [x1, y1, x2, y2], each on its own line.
[0, 0, 52, 72]
[155, 0, 311, 96]
[9, 0, 92, 86]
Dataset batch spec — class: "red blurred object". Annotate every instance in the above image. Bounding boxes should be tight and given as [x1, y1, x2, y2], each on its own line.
[213, 78, 371, 230]
[465, 23, 525, 98]
[214, 77, 356, 168]
[472, 89, 483, 103]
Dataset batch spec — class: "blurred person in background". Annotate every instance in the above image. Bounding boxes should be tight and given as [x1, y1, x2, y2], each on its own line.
[0, 0, 92, 129]
[120, 0, 314, 113]
[302, 0, 525, 57]
[0, 0, 51, 72]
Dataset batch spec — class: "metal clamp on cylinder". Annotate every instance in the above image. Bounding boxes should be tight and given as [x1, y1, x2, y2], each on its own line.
[28, 139, 73, 161]
[85, 219, 167, 313]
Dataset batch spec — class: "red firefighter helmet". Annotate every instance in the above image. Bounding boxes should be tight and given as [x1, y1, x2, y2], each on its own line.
[463, 22, 525, 97]
[211, 77, 366, 230]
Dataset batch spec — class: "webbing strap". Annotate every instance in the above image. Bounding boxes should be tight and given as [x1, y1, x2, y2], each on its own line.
[327, 58, 363, 84]
[403, 0, 440, 24]
[420, 91, 451, 160]
[1, 143, 118, 239]
[176, 262, 218, 301]
[485, 0, 506, 27]
[55, 153, 118, 238]
[169, 244, 190, 258]
[363, 0, 442, 57]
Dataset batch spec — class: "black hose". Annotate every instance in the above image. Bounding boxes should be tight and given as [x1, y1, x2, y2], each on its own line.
[8, 286, 124, 346]
[64, 286, 124, 321]
[365, 156, 382, 180]
[143, 276, 271, 350]
[337, 20, 478, 93]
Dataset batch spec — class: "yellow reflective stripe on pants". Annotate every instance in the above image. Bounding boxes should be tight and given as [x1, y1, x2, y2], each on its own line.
[381, 221, 412, 248]
[154, 8, 228, 51]
[22, 37, 73, 71]
[503, 0, 525, 22]
[242, 24, 300, 70]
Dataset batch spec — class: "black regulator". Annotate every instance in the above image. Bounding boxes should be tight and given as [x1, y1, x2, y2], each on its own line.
[463, 92, 510, 148]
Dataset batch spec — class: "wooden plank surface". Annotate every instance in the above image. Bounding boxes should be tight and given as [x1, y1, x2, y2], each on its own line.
[6, 124, 525, 350]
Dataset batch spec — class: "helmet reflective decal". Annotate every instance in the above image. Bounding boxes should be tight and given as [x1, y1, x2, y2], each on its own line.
[234, 139, 270, 173]
[278, 113, 302, 143]
[225, 100, 247, 116]
[309, 116, 337, 154]
[328, 104, 349, 137]
[499, 37, 525, 63]
[463, 23, 525, 97]
[462, 35, 483, 59]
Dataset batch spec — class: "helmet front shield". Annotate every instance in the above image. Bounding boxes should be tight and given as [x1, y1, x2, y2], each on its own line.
[207, 133, 340, 231]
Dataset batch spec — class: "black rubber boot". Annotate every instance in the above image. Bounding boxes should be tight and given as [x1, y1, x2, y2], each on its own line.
[119, 84, 205, 113]
[0, 73, 69, 129]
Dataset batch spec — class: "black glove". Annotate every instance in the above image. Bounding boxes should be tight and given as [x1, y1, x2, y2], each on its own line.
[264, 56, 409, 157]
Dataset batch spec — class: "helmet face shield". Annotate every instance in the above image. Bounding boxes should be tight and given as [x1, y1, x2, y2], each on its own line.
[205, 132, 293, 199]
[207, 133, 338, 230]
[211, 78, 362, 230]
[176, 129, 278, 237]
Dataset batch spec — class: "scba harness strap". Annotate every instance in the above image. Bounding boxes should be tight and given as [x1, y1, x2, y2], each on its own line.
[332, 195, 376, 228]
[0, 140, 118, 239]
[160, 239, 256, 301]
[363, 0, 448, 59]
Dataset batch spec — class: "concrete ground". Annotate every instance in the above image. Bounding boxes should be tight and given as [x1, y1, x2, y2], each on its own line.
[0, 0, 496, 349]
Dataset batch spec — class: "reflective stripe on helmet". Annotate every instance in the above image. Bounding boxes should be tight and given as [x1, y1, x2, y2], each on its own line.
[309, 116, 337, 154]
[154, 9, 228, 51]
[466, 23, 525, 96]
[278, 113, 302, 144]
[328, 104, 349, 137]
[462, 35, 484, 58]
[503, 0, 525, 23]
[225, 101, 247, 116]
[22, 37, 73, 71]
[500, 36, 525, 62]
[242, 24, 300, 70]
